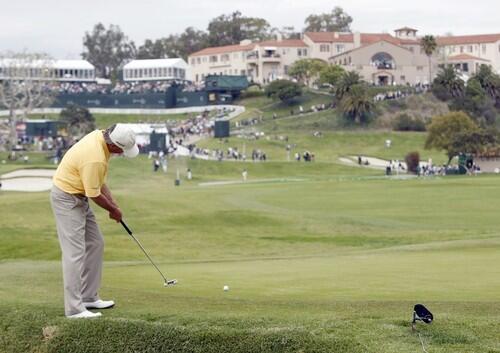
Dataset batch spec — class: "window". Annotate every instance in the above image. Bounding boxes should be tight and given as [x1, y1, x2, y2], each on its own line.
[191, 58, 195, 65]
[409, 47, 414, 53]
[336, 45, 345, 53]
[417, 66, 424, 71]
[460, 46, 464, 53]
[233, 53, 239, 59]
[209, 55, 218, 63]
[482, 44, 487, 54]
[462, 63, 469, 72]
[197, 58, 201, 64]
[203, 57, 208, 63]
[400, 75, 406, 81]
[195, 74, 199, 82]
[241, 70, 246, 75]
[297, 48, 308, 56]
[221, 54, 230, 62]
[371, 52, 396, 70]
[284, 65, 289, 74]
[468, 45, 473, 53]
[320, 44, 330, 53]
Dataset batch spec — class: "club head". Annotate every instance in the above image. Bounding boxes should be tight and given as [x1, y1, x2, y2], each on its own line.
[164, 279, 178, 287]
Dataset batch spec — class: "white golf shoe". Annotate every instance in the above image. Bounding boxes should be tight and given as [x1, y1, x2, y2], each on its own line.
[83, 299, 115, 310]
[67, 310, 102, 319]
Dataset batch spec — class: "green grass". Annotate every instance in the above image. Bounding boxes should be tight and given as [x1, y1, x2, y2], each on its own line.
[1, 93, 499, 352]
[234, 88, 333, 122]
[1, 152, 500, 352]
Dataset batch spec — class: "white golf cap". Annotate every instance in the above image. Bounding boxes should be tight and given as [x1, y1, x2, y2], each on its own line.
[109, 124, 139, 158]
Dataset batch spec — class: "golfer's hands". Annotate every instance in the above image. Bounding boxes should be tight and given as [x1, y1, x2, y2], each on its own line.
[109, 207, 122, 222]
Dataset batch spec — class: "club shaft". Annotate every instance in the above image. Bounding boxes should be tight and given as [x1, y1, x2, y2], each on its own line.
[121, 220, 168, 283]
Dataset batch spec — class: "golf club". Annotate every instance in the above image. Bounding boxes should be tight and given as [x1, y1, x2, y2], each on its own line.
[120, 220, 177, 287]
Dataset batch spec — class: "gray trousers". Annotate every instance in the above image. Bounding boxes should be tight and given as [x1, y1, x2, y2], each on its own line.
[50, 185, 104, 316]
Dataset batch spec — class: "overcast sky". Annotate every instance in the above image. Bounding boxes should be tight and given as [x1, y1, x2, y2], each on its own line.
[1, 0, 498, 58]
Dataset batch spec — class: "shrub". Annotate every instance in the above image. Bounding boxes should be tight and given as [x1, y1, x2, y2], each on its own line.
[393, 113, 426, 131]
[264, 80, 303, 104]
[405, 151, 420, 174]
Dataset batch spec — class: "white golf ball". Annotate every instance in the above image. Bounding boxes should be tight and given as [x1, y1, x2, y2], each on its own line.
[223, 285, 229, 291]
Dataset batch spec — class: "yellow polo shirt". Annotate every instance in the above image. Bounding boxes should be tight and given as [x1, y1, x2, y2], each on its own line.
[53, 130, 111, 197]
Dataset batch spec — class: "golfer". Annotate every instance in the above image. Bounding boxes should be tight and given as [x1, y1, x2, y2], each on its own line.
[50, 124, 139, 319]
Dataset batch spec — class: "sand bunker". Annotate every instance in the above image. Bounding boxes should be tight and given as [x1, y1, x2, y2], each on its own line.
[0, 169, 55, 192]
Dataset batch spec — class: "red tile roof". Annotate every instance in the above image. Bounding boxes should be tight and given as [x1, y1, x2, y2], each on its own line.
[305, 32, 419, 45]
[189, 39, 307, 57]
[395, 27, 418, 32]
[190, 43, 256, 57]
[437, 34, 500, 45]
[448, 54, 490, 62]
[257, 39, 308, 48]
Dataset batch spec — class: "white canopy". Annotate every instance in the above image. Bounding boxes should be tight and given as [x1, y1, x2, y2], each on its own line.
[0, 58, 94, 70]
[123, 59, 188, 70]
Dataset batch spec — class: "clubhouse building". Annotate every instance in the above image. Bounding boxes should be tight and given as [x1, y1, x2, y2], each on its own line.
[188, 27, 500, 86]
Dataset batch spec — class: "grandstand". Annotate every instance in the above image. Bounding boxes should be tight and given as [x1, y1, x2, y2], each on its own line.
[123, 59, 188, 82]
[0, 59, 95, 82]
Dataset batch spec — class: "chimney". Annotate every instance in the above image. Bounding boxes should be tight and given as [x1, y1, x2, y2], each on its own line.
[333, 32, 339, 39]
[354, 31, 361, 48]
[240, 39, 252, 46]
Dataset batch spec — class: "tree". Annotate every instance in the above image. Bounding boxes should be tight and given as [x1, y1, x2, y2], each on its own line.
[339, 84, 374, 124]
[319, 64, 345, 87]
[473, 64, 500, 102]
[405, 152, 420, 174]
[264, 80, 303, 103]
[0, 52, 55, 150]
[59, 105, 96, 137]
[177, 27, 209, 58]
[288, 59, 327, 86]
[136, 27, 208, 61]
[432, 66, 464, 100]
[304, 7, 353, 32]
[82, 23, 136, 79]
[271, 26, 301, 40]
[450, 129, 498, 157]
[335, 71, 362, 100]
[425, 111, 479, 163]
[451, 78, 498, 126]
[420, 35, 437, 85]
[207, 11, 271, 47]
[136, 39, 171, 60]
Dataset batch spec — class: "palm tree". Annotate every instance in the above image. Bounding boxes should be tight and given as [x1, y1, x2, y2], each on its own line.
[434, 66, 465, 98]
[420, 35, 438, 85]
[339, 84, 374, 124]
[335, 71, 362, 100]
[474, 64, 499, 100]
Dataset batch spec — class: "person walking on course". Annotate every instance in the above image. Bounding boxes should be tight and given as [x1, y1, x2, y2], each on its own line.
[50, 124, 139, 319]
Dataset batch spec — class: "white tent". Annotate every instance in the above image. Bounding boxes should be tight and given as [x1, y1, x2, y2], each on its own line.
[0, 59, 95, 81]
[122, 59, 188, 81]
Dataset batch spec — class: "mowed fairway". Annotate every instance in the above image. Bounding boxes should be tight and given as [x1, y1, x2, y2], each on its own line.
[1, 153, 500, 352]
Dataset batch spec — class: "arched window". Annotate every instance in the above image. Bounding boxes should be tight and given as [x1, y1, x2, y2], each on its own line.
[371, 52, 395, 70]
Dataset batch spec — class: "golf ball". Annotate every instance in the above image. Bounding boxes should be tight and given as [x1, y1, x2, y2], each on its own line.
[223, 285, 229, 291]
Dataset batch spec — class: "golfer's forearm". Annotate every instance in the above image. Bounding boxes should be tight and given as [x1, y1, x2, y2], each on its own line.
[101, 184, 116, 205]
[90, 194, 118, 213]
